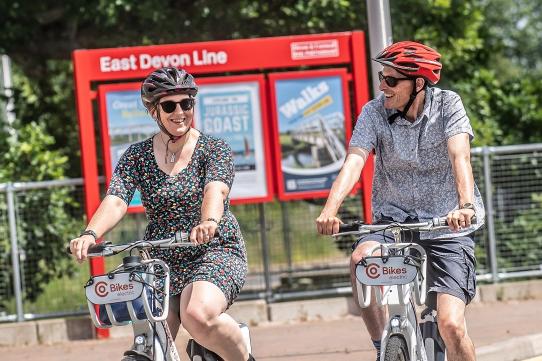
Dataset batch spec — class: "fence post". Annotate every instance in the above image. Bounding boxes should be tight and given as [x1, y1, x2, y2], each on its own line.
[280, 202, 293, 285]
[258, 203, 273, 303]
[6, 183, 24, 321]
[482, 147, 499, 282]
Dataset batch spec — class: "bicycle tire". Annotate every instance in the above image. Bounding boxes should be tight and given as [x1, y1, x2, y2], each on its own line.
[121, 355, 152, 361]
[383, 335, 410, 361]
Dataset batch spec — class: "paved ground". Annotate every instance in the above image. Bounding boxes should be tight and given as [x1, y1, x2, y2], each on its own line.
[3, 299, 542, 361]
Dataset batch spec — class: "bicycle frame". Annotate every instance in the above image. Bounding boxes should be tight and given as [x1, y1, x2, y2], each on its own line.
[356, 242, 429, 361]
[335, 218, 454, 361]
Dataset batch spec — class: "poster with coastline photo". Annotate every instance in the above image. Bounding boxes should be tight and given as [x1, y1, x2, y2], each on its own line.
[270, 69, 351, 200]
[99, 83, 159, 210]
[193, 76, 272, 203]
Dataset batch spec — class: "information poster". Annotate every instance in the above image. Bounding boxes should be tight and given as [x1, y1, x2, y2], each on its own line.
[270, 69, 351, 200]
[194, 75, 272, 203]
[99, 83, 159, 210]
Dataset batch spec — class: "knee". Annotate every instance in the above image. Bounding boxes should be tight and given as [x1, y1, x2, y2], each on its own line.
[351, 242, 379, 268]
[438, 316, 466, 344]
[182, 305, 218, 339]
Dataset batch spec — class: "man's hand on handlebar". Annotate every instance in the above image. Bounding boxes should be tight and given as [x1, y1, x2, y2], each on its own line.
[447, 208, 476, 232]
[69, 235, 96, 263]
[316, 212, 343, 235]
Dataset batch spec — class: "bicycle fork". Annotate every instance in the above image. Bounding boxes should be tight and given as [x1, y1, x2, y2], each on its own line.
[380, 299, 428, 361]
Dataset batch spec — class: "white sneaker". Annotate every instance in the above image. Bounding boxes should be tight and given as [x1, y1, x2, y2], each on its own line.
[239, 323, 252, 355]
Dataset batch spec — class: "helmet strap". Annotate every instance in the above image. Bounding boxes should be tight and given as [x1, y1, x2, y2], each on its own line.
[154, 106, 192, 163]
[388, 80, 425, 124]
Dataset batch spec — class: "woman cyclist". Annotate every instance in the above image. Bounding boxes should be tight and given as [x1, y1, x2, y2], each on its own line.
[69, 67, 255, 361]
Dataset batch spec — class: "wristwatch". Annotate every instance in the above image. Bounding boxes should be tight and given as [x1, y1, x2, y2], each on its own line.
[79, 229, 98, 241]
[460, 203, 475, 211]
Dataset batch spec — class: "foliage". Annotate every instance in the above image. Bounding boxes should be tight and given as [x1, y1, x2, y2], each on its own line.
[0, 122, 81, 304]
[495, 193, 542, 270]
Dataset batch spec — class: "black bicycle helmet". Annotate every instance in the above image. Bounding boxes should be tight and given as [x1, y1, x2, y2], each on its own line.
[141, 67, 198, 110]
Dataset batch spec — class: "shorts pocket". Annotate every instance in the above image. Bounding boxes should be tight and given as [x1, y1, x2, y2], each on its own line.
[461, 245, 477, 303]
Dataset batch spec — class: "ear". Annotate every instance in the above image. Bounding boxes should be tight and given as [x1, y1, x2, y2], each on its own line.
[416, 78, 426, 92]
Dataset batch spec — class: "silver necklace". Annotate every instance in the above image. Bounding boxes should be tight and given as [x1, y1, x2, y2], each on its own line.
[159, 134, 186, 164]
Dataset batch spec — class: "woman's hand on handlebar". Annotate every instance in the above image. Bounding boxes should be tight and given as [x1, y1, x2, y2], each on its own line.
[190, 220, 218, 245]
[69, 235, 96, 263]
[447, 208, 476, 232]
[316, 212, 343, 235]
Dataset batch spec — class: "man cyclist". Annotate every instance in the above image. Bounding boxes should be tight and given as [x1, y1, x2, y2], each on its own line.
[316, 41, 485, 361]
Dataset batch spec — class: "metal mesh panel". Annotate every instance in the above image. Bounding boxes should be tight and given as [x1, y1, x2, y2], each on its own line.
[231, 193, 364, 298]
[13, 184, 87, 316]
[490, 151, 542, 273]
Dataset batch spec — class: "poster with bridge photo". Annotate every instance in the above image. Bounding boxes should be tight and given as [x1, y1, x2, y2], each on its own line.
[193, 75, 273, 204]
[269, 69, 352, 200]
[98, 83, 159, 211]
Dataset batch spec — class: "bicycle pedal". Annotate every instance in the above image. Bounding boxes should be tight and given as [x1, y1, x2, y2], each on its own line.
[122, 350, 152, 361]
[186, 339, 223, 361]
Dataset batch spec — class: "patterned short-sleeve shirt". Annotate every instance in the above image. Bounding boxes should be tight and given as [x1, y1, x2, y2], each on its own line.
[349, 87, 485, 239]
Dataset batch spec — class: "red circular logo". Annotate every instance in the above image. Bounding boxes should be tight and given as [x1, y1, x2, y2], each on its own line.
[95, 281, 109, 297]
[366, 263, 381, 279]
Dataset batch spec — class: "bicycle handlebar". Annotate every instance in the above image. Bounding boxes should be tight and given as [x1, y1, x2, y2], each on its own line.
[334, 216, 477, 236]
[66, 231, 194, 258]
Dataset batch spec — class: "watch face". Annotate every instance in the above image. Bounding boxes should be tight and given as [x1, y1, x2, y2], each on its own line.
[461, 203, 474, 210]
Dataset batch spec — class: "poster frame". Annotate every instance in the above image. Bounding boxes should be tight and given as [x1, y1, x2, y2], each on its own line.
[268, 68, 355, 201]
[194, 74, 274, 204]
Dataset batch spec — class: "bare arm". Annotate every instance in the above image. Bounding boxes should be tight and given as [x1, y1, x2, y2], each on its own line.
[69, 195, 128, 261]
[447, 133, 476, 230]
[190, 181, 229, 244]
[316, 147, 370, 235]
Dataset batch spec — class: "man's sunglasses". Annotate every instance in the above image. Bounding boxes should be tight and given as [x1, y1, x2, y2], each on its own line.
[159, 98, 195, 113]
[378, 71, 411, 87]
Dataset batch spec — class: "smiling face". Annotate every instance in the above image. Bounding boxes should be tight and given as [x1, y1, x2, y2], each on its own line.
[154, 93, 194, 136]
[379, 66, 416, 111]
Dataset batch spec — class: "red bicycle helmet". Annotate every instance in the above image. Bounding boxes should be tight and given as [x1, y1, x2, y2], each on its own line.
[373, 41, 442, 85]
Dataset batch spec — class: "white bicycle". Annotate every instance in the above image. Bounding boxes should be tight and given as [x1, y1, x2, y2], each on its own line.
[71, 231, 250, 361]
[334, 217, 460, 361]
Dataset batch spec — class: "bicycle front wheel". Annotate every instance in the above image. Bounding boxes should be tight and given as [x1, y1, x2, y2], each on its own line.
[384, 335, 410, 361]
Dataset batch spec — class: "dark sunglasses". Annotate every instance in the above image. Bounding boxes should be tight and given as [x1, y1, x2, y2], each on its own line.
[159, 98, 195, 113]
[378, 71, 411, 87]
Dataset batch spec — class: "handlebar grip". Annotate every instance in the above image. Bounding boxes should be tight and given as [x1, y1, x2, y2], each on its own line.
[338, 223, 360, 233]
[87, 243, 107, 254]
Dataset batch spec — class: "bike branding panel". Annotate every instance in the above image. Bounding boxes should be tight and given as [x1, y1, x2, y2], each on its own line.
[356, 257, 418, 286]
[86, 272, 144, 304]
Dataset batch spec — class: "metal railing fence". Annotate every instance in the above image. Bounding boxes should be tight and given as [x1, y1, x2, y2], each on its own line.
[1, 143, 541, 322]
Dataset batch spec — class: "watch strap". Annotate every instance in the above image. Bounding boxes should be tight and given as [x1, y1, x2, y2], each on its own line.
[460, 203, 475, 211]
[79, 229, 98, 240]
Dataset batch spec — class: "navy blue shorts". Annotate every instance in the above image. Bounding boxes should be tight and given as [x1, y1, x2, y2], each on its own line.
[352, 227, 477, 306]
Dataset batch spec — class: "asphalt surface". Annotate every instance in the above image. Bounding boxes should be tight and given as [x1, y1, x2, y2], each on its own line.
[3, 299, 542, 361]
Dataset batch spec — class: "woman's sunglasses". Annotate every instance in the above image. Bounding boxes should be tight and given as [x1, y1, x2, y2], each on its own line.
[378, 71, 411, 87]
[159, 98, 195, 113]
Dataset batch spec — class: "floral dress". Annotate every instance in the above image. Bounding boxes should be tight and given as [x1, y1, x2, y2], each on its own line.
[106, 133, 247, 306]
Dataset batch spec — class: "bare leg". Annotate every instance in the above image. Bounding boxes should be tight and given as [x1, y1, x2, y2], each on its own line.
[436, 293, 475, 361]
[351, 241, 388, 341]
[180, 281, 249, 361]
